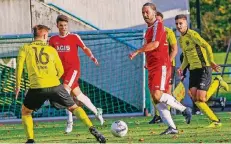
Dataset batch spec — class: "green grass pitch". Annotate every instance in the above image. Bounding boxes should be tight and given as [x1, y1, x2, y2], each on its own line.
[1, 112, 231, 143]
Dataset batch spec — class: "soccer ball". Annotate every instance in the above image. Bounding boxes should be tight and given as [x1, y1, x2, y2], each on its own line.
[111, 120, 128, 137]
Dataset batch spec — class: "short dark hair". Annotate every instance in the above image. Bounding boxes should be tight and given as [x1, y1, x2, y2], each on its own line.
[32, 25, 50, 37]
[156, 11, 163, 19]
[56, 15, 69, 23]
[175, 14, 187, 20]
[143, 2, 156, 11]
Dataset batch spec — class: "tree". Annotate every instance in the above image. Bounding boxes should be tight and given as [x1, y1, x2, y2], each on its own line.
[190, 0, 231, 52]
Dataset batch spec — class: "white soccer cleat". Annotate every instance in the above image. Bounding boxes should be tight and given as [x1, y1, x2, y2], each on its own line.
[65, 121, 73, 133]
[96, 108, 104, 125]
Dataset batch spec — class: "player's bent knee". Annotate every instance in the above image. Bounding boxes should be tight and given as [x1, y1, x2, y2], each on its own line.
[198, 96, 207, 102]
[72, 86, 82, 96]
[21, 105, 33, 115]
[151, 90, 163, 101]
[67, 104, 78, 112]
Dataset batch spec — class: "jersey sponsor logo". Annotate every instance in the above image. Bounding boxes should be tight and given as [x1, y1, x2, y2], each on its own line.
[56, 45, 70, 52]
[186, 40, 190, 46]
[200, 83, 205, 88]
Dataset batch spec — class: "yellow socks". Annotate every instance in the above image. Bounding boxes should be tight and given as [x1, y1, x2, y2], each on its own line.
[73, 107, 93, 128]
[22, 115, 34, 140]
[195, 102, 219, 122]
[206, 80, 219, 101]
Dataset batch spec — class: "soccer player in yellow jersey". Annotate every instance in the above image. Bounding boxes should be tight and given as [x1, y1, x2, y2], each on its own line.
[15, 25, 106, 143]
[175, 14, 229, 127]
[149, 11, 180, 124]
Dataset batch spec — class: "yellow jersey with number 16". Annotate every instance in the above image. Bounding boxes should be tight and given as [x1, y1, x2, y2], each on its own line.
[16, 40, 64, 88]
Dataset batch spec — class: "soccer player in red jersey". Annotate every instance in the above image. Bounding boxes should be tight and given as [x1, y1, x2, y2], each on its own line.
[129, 2, 192, 135]
[49, 15, 104, 133]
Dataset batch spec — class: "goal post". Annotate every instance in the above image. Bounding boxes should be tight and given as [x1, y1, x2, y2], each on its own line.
[0, 28, 147, 121]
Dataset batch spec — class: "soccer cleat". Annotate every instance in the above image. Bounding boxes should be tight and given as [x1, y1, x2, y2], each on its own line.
[182, 107, 192, 124]
[96, 108, 104, 125]
[220, 97, 226, 111]
[215, 76, 229, 91]
[65, 121, 73, 133]
[25, 139, 35, 143]
[89, 126, 106, 143]
[207, 121, 222, 128]
[160, 126, 178, 135]
[148, 115, 162, 124]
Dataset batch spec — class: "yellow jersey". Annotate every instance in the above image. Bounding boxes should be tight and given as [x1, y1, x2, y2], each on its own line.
[165, 27, 177, 66]
[179, 29, 215, 70]
[16, 40, 64, 88]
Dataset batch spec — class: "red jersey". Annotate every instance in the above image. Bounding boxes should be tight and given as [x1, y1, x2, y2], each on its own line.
[144, 20, 170, 70]
[49, 33, 85, 71]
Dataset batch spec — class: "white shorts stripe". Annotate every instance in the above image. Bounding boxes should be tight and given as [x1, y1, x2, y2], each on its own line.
[68, 70, 78, 87]
[160, 66, 167, 90]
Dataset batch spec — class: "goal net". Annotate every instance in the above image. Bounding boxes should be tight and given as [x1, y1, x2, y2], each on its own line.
[0, 29, 145, 120]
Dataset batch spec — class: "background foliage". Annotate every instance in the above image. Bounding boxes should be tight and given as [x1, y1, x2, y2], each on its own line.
[190, 0, 231, 52]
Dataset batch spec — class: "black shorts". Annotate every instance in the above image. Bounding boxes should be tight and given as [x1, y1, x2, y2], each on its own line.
[189, 66, 212, 91]
[23, 85, 75, 111]
[169, 66, 176, 85]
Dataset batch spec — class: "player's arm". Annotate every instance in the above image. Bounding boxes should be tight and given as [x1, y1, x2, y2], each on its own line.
[53, 49, 64, 78]
[180, 51, 189, 70]
[81, 46, 99, 65]
[75, 34, 98, 65]
[178, 47, 189, 77]
[188, 30, 214, 63]
[168, 30, 178, 62]
[15, 46, 26, 99]
[129, 21, 165, 60]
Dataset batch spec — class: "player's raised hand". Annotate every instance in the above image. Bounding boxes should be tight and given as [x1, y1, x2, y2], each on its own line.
[15, 87, 20, 100]
[91, 57, 99, 66]
[211, 62, 220, 72]
[129, 51, 139, 60]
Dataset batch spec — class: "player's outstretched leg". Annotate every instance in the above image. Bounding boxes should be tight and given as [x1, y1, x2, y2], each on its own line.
[195, 102, 222, 128]
[73, 88, 104, 125]
[157, 103, 178, 135]
[71, 106, 106, 143]
[65, 109, 73, 133]
[159, 93, 192, 124]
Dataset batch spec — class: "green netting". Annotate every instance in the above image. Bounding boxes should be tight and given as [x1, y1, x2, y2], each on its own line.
[0, 29, 145, 119]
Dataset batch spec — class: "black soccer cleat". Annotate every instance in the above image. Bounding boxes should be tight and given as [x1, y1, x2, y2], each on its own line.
[182, 107, 192, 124]
[160, 126, 178, 135]
[89, 126, 106, 143]
[25, 139, 35, 144]
[148, 115, 162, 124]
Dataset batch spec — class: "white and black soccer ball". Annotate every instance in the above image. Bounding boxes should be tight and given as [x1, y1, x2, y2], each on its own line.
[111, 120, 128, 137]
